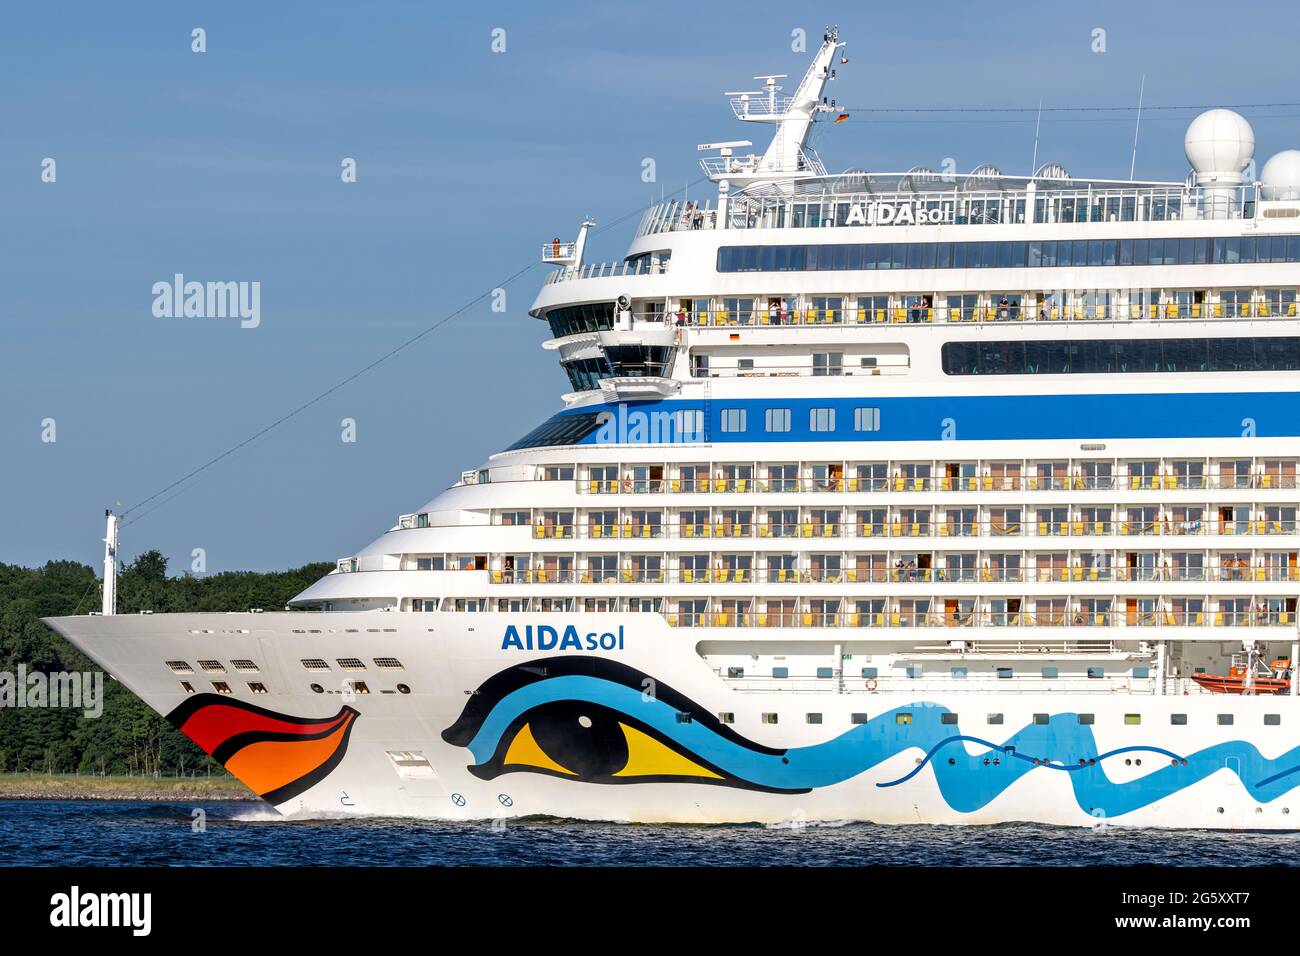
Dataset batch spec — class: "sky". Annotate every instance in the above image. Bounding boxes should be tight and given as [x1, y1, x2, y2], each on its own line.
[3, 0, 1299, 574]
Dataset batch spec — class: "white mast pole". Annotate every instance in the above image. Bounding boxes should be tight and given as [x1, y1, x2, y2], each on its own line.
[102, 510, 119, 616]
[1129, 74, 1146, 181]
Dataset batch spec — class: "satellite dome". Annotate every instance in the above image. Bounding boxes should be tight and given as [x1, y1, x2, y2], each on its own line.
[1184, 109, 1254, 185]
[1260, 149, 1300, 201]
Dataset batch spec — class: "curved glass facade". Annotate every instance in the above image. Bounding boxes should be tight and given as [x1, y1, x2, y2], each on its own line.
[561, 357, 613, 392]
[506, 411, 606, 450]
[545, 302, 616, 338]
[717, 235, 1300, 273]
[941, 337, 1300, 375]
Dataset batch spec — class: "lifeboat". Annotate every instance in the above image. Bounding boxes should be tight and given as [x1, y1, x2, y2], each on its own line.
[1191, 658, 1292, 695]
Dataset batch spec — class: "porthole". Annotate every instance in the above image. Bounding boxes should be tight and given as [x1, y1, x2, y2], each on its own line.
[310, 683, 324, 694]
[397, 683, 411, 695]
[1216, 807, 1225, 814]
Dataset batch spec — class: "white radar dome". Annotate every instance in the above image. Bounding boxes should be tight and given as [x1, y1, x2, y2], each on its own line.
[1260, 149, 1300, 201]
[1184, 109, 1254, 185]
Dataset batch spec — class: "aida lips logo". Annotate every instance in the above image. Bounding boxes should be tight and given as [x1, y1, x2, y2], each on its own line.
[166, 695, 359, 804]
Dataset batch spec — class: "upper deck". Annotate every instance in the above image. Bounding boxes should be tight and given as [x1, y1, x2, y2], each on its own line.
[634, 173, 1258, 240]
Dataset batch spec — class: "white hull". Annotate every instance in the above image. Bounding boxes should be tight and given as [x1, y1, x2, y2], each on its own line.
[45, 611, 1300, 829]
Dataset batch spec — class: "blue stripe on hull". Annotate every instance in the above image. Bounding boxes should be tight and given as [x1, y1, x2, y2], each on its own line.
[573, 391, 1298, 443]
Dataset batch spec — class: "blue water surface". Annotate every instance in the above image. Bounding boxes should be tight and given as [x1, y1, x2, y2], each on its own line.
[1, 800, 1297, 866]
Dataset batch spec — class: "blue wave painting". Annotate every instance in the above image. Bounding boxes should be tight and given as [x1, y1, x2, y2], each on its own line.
[461, 674, 1300, 817]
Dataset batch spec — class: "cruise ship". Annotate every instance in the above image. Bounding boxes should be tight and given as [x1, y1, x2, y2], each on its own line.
[47, 30, 1300, 828]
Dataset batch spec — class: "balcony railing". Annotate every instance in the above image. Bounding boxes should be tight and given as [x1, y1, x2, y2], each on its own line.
[569, 474, 1299, 494]
[523, 518, 1296, 540]
[637, 301, 1298, 326]
[664, 609, 1297, 628]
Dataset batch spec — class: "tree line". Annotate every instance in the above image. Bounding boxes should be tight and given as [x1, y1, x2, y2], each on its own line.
[0, 552, 331, 775]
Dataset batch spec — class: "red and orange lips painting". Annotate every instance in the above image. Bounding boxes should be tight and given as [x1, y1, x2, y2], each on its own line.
[167, 695, 359, 804]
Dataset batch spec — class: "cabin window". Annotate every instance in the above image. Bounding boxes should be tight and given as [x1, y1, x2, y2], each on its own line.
[809, 407, 836, 432]
[1086, 666, 1105, 678]
[905, 665, 923, 679]
[1217, 714, 1234, 726]
[1132, 666, 1151, 678]
[806, 713, 823, 725]
[941, 713, 959, 725]
[987, 713, 1004, 725]
[1033, 713, 1049, 725]
[816, 667, 834, 679]
[896, 712, 913, 725]
[765, 408, 791, 432]
[762, 712, 779, 725]
[950, 666, 968, 679]
[1077, 714, 1095, 725]
[1265, 714, 1281, 726]
[720, 408, 747, 433]
[1124, 714, 1142, 725]
[675, 712, 692, 724]
[812, 352, 843, 377]
[1171, 713, 1188, 725]
[674, 409, 704, 439]
[854, 407, 881, 432]
[851, 713, 868, 725]
[1041, 666, 1058, 679]
[772, 667, 789, 679]
[861, 667, 878, 678]
[996, 667, 1013, 679]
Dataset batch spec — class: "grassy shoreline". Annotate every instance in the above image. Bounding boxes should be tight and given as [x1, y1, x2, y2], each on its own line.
[0, 773, 255, 802]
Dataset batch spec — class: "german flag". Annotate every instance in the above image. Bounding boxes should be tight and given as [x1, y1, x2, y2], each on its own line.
[834, 113, 850, 124]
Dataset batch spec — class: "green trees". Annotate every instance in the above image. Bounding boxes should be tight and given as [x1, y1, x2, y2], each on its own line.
[0, 552, 331, 775]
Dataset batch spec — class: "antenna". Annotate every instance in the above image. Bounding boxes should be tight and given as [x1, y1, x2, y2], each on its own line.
[1030, 96, 1043, 174]
[1129, 74, 1146, 180]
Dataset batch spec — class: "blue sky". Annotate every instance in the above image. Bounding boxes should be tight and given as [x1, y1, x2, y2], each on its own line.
[3, 0, 1298, 572]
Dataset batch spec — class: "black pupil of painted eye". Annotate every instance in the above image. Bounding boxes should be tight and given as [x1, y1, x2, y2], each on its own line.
[524, 702, 629, 778]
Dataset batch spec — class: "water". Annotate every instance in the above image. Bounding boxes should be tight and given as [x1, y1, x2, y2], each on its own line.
[2, 800, 1298, 865]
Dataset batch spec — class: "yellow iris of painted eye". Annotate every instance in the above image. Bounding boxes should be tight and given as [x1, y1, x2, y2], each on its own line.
[503, 722, 576, 775]
[612, 723, 722, 779]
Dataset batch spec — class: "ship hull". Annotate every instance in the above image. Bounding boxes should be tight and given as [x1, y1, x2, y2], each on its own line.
[43, 611, 1300, 830]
